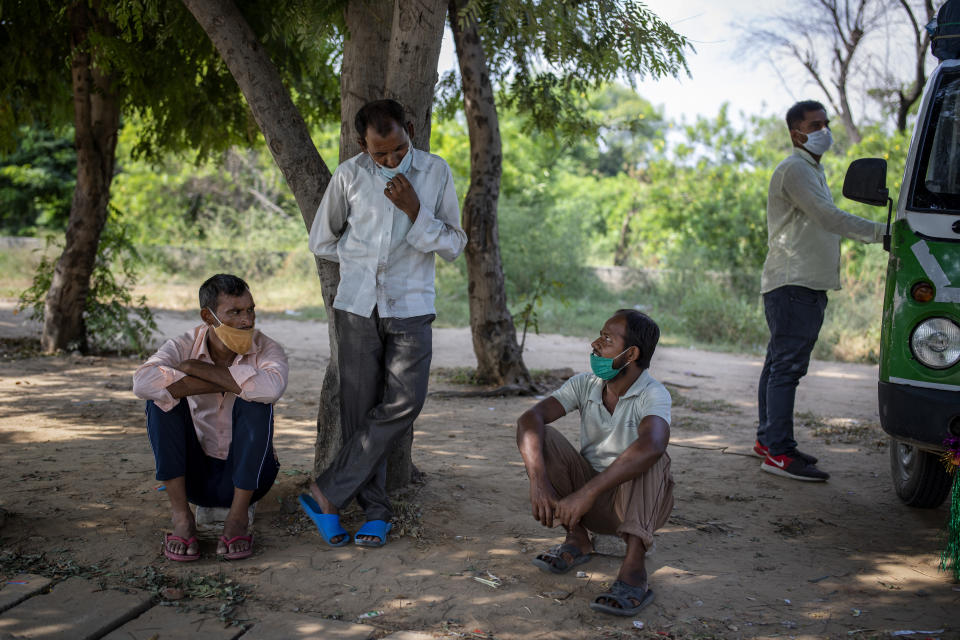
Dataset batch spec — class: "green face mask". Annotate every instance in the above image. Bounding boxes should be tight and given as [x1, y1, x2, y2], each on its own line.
[590, 348, 630, 381]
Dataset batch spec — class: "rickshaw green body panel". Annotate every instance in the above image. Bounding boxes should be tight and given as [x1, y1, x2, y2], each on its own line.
[876, 62, 960, 452]
[878, 220, 960, 450]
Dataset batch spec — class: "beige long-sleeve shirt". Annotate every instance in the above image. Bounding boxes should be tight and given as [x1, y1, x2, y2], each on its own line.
[761, 148, 885, 293]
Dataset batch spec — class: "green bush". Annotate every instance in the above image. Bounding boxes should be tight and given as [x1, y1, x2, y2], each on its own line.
[17, 208, 157, 355]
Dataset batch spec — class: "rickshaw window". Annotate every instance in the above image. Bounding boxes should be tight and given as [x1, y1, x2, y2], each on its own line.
[911, 70, 960, 212]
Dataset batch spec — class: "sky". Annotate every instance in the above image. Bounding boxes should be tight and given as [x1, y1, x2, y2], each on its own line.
[436, 0, 795, 123]
[633, 0, 794, 123]
[438, 0, 940, 126]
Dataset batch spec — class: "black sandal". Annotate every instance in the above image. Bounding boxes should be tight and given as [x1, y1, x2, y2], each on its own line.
[590, 580, 655, 616]
[530, 543, 593, 574]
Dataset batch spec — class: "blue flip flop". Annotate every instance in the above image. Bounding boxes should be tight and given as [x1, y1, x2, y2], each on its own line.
[298, 494, 349, 547]
[354, 520, 392, 547]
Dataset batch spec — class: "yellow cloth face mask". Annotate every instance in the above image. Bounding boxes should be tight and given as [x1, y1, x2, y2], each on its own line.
[208, 310, 254, 355]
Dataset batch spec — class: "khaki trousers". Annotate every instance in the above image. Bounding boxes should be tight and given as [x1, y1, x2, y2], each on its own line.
[542, 425, 674, 552]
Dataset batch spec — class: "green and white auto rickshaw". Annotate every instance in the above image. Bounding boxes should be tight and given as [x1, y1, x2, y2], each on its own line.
[843, 59, 960, 508]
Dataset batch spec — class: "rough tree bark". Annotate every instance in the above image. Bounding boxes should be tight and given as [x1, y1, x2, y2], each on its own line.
[613, 207, 639, 267]
[336, 0, 447, 489]
[182, 0, 446, 490]
[449, 0, 534, 391]
[41, 2, 121, 353]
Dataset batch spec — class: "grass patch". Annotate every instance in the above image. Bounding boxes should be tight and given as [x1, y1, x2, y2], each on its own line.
[6, 239, 888, 364]
[797, 411, 886, 447]
[666, 385, 738, 414]
[671, 416, 712, 432]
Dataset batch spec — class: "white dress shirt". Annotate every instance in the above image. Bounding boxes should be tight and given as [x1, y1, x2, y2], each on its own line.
[761, 148, 885, 293]
[309, 148, 467, 318]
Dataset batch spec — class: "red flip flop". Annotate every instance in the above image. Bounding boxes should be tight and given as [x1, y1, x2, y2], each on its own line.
[219, 534, 254, 560]
[163, 533, 200, 562]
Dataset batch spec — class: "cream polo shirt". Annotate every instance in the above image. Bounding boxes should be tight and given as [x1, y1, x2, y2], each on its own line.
[761, 148, 885, 294]
[132, 325, 288, 460]
[551, 370, 671, 472]
[308, 148, 467, 318]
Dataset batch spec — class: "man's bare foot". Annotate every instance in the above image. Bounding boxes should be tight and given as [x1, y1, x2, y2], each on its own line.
[216, 513, 250, 555]
[167, 509, 198, 557]
[308, 481, 347, 545]
[309, 481, 338, 514]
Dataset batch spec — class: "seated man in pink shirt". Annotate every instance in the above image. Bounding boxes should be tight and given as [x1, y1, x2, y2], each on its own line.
[133, 274, 288, 561]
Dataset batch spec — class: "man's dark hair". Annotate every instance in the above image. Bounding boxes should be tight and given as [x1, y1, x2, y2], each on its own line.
[615, 309, 660, 369]
[199, 274, 249, 311]
[354, 99, 407, 142]
[786, 100, 826, 131]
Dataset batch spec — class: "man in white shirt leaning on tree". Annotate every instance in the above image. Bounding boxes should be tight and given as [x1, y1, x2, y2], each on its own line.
[302, 99, 467, 548]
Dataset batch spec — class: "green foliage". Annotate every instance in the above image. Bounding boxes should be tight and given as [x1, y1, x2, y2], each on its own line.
[0, 0, 341, 159]
[0, 125, 75, 234]
[17, 208, 157, 355]
[440, 0, 690, 139]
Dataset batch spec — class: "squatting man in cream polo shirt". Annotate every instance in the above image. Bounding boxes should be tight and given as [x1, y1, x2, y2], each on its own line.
[516, 309, 674, 617]
[754, 100, 885, 482]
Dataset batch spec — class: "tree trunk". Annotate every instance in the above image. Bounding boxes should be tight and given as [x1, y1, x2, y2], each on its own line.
[339, 0, 447, 490]
[449, 0, 534, 390]
[340, 0, 445, 158]
[613, 207, 639, 267]
[181, 0, 342, 481]
[183, 0, 446, 491]
[41, 2, 121, 354]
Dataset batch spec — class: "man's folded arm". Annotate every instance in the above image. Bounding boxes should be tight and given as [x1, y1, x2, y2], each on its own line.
[228, 339, 289, 404]
[133, 337, 189, 411]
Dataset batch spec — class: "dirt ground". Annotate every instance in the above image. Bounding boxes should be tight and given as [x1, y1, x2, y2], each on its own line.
[0, 300, 957, 639]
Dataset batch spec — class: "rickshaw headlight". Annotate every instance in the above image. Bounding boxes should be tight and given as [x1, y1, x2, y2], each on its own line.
[910, 317, 960, 369]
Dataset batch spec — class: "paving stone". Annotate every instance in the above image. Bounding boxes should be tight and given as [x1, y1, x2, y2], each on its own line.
[102, 606, 244, 640]
[239, 612, 375, 640]
[0, 576, 52, 614]
[382, 633, 438, 640]
[0, 576, 153, 640]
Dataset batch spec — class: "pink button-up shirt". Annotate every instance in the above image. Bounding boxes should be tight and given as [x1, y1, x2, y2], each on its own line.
[133, 325, 288, 460]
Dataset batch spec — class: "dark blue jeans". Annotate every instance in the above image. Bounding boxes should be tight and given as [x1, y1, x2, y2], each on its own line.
[146, 397, 279, 508]
[756, 285, 828, 456]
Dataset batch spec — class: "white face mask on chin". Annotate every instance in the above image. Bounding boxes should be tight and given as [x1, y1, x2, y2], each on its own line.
[801, 127, 833, 155]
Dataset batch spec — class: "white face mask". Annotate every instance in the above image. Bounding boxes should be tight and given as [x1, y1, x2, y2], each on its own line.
[376, 144, 413, 180]
[801, 127, 833, 155]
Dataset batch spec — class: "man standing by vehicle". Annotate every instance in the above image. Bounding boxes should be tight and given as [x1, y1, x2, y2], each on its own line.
[302, 99, 466, 547]
[755, 100, 885, 481]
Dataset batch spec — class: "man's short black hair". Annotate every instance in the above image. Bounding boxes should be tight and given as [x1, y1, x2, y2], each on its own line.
[615, 309, 659, 370]
[786, 100, 826, 130]
[354, 99, 407, 142]
[199, 274, 249, 311]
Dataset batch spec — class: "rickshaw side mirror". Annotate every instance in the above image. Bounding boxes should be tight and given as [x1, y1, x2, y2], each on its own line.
[843, 157, 893, 251]
[843, 158, 888, 205]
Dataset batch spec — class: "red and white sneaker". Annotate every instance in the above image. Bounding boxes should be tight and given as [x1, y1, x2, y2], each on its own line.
[753, 440, 818, 464]
[761, 452, 829, 482]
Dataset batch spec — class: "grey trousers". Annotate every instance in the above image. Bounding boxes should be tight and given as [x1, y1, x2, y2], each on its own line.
[316, 308, 434, 521]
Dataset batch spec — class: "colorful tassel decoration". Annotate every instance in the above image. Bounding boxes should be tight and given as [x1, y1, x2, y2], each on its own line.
[940, 435, 960, 582]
